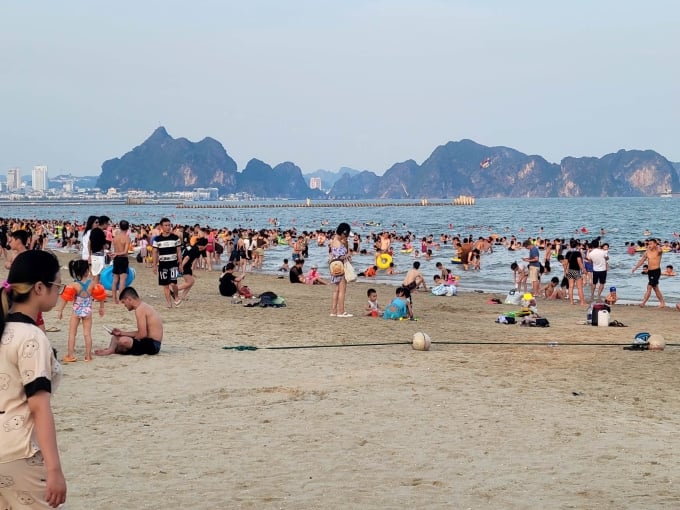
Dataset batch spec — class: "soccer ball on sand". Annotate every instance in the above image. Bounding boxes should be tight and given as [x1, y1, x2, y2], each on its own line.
[412, 332, 431, 351]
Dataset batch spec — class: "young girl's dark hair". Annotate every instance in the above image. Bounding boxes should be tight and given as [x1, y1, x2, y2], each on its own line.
[0, 250, 60, 338]
[68, 259, 90, 281]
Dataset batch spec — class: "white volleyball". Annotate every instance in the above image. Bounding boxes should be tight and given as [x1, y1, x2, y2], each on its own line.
[412, 332, 431, 351]
[648, 334, 666, 351]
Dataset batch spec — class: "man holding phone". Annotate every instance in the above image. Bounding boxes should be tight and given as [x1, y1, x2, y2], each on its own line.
[95, 287, 163, 356]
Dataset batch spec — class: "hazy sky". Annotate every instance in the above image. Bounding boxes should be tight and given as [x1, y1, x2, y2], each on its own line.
[2, 0, 678, 176]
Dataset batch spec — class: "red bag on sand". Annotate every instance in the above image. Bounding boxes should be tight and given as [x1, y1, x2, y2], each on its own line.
[240, 286, 253, 299]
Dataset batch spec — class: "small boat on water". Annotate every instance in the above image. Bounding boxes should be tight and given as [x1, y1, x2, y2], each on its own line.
[661, 188, 673, 198]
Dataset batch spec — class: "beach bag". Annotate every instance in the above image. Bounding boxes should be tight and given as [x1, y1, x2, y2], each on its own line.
[591, 303, 610, 326]
[344, 261, 357, 282]
[239, 286, 253, 299]
[257, 291, 287, 308]
[504, 289, 522, 305]
[329, 259, 345, 277]
[535, 317, 550, 327]
[431, 284, 449, 296]
[495, 315, 516, 325]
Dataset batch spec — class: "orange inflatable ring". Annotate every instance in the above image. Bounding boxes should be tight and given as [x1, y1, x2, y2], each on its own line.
[376, 253, 392, 270]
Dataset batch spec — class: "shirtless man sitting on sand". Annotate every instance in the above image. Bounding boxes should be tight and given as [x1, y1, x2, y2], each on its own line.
[402, 261, 428, 291]
[95, 286, 164, 356]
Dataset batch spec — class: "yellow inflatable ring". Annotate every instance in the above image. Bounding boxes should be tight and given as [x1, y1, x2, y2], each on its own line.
[451, 258, 463, 264]
[376, 253, 393, 269]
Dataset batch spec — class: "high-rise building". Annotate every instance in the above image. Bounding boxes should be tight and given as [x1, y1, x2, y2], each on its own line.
[309, 177, 322, 190]
[7, 168, 21, 191]
[32, 165, 48, 191]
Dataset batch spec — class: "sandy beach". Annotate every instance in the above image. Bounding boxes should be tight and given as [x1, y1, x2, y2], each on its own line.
[27, 253, 680, 509]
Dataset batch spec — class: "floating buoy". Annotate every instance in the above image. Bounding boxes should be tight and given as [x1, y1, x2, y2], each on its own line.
[376, 253, 393, 269]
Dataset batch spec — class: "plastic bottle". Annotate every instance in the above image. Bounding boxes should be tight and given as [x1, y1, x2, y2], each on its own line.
[586, 304, 593, 325]
[547, 341, 559, 348]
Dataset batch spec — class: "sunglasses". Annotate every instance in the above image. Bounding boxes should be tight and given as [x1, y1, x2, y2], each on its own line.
[48, 282, 67, 295]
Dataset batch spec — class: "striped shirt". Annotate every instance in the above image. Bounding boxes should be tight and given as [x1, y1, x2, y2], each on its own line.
[153, 234, 181, 262]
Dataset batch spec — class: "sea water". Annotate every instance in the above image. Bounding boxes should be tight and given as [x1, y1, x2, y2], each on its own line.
[4, 197, 680, 305]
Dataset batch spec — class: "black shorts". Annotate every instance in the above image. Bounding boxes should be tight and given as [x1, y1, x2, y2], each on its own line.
[404, 281, 417, 291]
[123, 337, 161, 356]
[158, 262, 179, 286]
[112, 256, 129, 275]
[648, 268, 661, 288]
[592, 270, 607, 285]
[182, 263, 193, 276]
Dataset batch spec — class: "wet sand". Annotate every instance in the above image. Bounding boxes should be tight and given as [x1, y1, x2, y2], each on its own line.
[38, 254, 680, 509]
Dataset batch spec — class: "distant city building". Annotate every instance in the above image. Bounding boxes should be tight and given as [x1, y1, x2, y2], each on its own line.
[32, 165, 48, 191]
[309, 177, 322, 190]
[194, 187, 219, 200]
[7, 168, 21, 191]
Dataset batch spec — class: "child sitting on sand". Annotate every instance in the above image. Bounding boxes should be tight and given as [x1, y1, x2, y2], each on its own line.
[605, 286, 618, 306]
[542, 276, 565, 300]
[364, 288, 382, 316]
[383, 287, 413, 320]
[305, 265, 328, 285]
[431, 275, 457, 296]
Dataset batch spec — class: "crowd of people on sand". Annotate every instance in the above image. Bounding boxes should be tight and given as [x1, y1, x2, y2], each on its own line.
[2, 212, 680, 507]
[2, 215, 680, 318]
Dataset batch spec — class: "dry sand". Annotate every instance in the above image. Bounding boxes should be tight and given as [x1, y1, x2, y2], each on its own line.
[32, 254, 680, 508]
